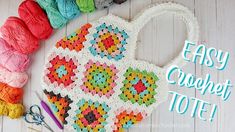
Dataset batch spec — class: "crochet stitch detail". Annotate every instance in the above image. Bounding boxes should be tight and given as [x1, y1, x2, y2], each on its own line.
[56, 23, 92, 52]
[81, 60, 119, 98]
[119, 68, 159, 106]
[44, 53, 79, 90]
[89, 23, 129, 61]
[72, 99, 111, 131]
[44, 90, 73, 124]
[112, 107, 147, 131]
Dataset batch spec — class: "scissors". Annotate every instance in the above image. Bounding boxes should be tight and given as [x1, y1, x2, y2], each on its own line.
[24, 105, 54, 132]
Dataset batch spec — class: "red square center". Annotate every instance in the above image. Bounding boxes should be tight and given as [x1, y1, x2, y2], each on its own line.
[102, 35, 115, 49]
[133, 80, 147, 94]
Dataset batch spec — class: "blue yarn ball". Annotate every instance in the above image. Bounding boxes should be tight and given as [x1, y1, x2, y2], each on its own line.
[56, 0, 81, 20]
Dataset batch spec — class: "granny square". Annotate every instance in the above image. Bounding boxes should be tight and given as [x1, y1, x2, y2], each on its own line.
[72, 99, 111, 131]
[81, 60, 119, 98]
[119, 67, 159, 107]
[44, 52, 79, 90]
[89, 23, 129, 61]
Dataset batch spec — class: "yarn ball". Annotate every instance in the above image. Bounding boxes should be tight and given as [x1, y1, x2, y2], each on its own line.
[0, 82, 23, 104]
[113, 0, 127, 4]
[76, 0, 95, 13]
[56, 0, 80, 20]
[0, 38, 30, 72]
[0, 100, 24, 119]
[0, 65, 28, 88]
[37, 0, 68, 29]
[94, 0, 113, 9]
[18, 0, 53, 40]
[0, 17, 39, 54]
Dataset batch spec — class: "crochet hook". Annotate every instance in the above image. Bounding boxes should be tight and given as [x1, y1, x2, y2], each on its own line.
[35, 91, 64, 130]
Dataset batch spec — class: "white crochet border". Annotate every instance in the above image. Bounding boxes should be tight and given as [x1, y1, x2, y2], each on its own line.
[41, 2, 200, 132]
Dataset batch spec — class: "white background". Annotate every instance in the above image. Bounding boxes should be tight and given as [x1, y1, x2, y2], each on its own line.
[0, 0, 234, 132]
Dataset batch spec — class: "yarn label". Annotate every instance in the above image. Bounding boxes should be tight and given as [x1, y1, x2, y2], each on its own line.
[166, 40, 233, 122]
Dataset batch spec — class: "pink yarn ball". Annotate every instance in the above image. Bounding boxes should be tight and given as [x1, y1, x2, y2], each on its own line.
[0, 65, 28, 88]
[0, 17, 39, 54]
[0, 38, 30, 72]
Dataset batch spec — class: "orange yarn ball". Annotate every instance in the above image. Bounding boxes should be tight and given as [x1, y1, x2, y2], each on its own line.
[0, 82, 23, 104]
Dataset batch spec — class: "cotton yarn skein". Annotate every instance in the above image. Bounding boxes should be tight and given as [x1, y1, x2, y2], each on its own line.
[76, 0, 95, 13]
[56, 0, 80, 20]
[0, 82, 23, 104]
[0, 38, 29, 72]
[0, 100, 24, 119]
[94, 0, 113, 9]
[0, 17, 39, 54]
[0, 65, 28, 88]
[18, 0, 53, 40]
[37, 0, 68, 29]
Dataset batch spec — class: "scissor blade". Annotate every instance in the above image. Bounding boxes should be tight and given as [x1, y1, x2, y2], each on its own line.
[43, 122, 54, 132]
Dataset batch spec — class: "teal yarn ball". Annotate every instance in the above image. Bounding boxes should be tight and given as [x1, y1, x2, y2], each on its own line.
[56, 0, 80, 20]
[36, 0, 68, 29]
[76, 0, 96, 13]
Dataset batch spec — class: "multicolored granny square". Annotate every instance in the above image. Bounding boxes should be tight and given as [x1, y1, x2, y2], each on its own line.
[56, 24, 92, 52]
[119, 68, 159, 106]
[72, 99, 111, 131]
[44, 90, 73, 124]
[81, 60, 119, 98]
[112, 108, 147, 131]
[89, 23, 129, 61]
[45, 54, 79, 89]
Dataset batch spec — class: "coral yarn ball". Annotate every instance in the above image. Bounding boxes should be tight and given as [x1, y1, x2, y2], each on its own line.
[18, 0, 53, 40]
[0, 17, 39, 54]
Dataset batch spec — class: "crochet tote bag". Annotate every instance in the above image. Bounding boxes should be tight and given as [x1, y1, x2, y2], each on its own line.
[42, 3, 199, 132]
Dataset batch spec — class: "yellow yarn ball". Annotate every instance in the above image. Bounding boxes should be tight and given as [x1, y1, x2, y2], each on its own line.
[0, 100, 24, 119]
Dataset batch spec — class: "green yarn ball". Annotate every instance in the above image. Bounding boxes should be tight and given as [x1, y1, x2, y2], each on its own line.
[76, 0, 96, 13]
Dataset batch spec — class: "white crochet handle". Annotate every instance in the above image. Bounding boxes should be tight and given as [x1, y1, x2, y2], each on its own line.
[130, 3, 200, 69]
